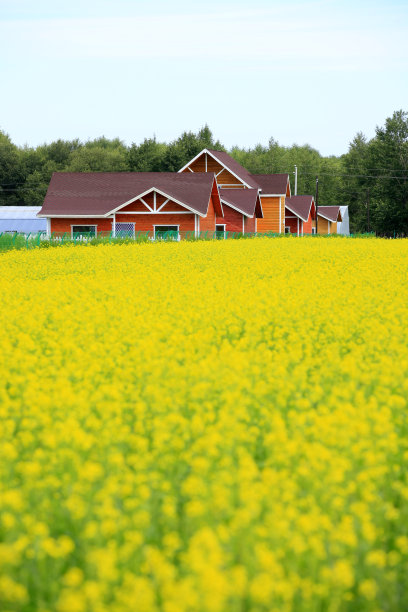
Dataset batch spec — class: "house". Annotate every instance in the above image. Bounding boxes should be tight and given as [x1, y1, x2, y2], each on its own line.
[0, 206, 46, 234]
[37, 172, 222, 239]
[179, 149, 291, 234]
[284, 196, 316, 235]
[315, 206, 342, 234]
[252, 174, 291, 234]
[218, 189, 263, 234]
[38, 149, 349, 241]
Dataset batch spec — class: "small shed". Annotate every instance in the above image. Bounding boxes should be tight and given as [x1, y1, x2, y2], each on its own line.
[0, 207, 46, 234]
[316, 206, 342, 234]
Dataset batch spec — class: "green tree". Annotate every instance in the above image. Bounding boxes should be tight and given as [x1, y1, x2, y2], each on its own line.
[368, 110, 408, 234]
[67, 145, 127, 172]
[0, 130, 24, 205]
[127, 137, 166, 171]
[341, 132, 371, 232]
[160, 125, 224, 171]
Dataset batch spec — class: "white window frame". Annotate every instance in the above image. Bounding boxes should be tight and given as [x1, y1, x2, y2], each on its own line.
[115, 221, 135, 238]
[153, 225, 180, 241]
[216, 224, 226, 239]
[71, 224, 97, 238]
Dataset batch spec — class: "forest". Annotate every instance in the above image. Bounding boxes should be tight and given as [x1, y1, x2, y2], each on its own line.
[0, 110, 407, 234]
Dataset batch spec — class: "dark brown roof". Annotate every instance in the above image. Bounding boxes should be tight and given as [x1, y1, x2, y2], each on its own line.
[317, 206, 342, 222]
[207, 150, 260, 189]
[251, 174, 289, 195]
[285, 196, 315, 222]
[219, 188, 263, 218]
[38, 172, 217, 217]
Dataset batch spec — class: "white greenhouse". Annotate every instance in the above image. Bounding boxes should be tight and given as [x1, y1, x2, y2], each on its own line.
[337, 206, 350, 235]
[0, 207, 47, 234]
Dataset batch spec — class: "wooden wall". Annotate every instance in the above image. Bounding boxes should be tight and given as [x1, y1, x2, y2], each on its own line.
[257, 196, 284, 233]
[199, 196, 217, 232]
[285, 215, 302, 234]
[51, 217, 113, 235]
[116, 192, 197, 233]
[183, 153, 245, 188]
[317, 217, 329, 234]
[115, 213, 195, 232]
[245, 215, 256, 233]
[216, 205, 244, 233]
[303, 213, 313, 234]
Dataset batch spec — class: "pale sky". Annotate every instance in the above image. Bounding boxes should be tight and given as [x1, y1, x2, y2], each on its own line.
[1, 0, 407, 156]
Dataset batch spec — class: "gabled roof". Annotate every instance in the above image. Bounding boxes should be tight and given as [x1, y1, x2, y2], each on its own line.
[207, 150, 260, 189]
[38, 172, 217, 218]
[178, 149, 260, 189]
[219, 188, 263, 218]
[317, 206, 342, 222]
[285, 195, 315, 223]
[251, 174, 290, 196]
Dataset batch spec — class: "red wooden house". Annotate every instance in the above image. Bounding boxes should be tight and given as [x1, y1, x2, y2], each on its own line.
[284, 196, 316, 235]
[218, 189, 263, 234]
[179, 149, 290, 234]
[38, 149, 347, 240]
[38, 172, 222, 239]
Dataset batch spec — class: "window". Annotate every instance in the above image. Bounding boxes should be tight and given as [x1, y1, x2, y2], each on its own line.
[285, 226, 291, 234]
[71, 225, 96, 238]
[215, 224, 226, 239]
[312, 227, 316, 235]
[154, 225, 179, 240]
[115, 222, 135, 238]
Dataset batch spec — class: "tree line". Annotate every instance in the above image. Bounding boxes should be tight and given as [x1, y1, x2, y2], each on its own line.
[1, 112, 407, 234]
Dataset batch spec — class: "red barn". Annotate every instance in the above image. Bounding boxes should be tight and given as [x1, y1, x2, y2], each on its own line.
[38, 172, 222, 239]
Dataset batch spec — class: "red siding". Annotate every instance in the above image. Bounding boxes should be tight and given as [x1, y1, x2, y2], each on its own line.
[216, 204, 244, 233]
[120, 200, 150, 213]
[200, 196, 216, 232]
[115, 213, 195, 232]
[245, 215, 256, 233]
[303, 212, 313, 234]
[285, 212, 314, 235]
[285, 215, 300, 234]
[51, 218, 112, 235]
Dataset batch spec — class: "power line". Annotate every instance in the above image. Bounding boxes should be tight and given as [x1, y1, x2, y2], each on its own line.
[295, 172, 407, 179]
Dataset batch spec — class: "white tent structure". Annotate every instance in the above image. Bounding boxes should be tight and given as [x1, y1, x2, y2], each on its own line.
[337, 206, 350, 235]
[0, 207, 46, 234]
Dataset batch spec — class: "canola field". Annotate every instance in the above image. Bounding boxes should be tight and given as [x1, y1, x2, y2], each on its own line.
[1, 237, 408, 612]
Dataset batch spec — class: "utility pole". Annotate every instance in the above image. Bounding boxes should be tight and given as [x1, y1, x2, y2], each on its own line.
[294, 165, 298, 196]
[315, 176, 319, 234]
[367, 188, 370, 233]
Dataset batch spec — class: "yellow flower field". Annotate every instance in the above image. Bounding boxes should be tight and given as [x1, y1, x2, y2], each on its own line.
[1, 237, 408, 612]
